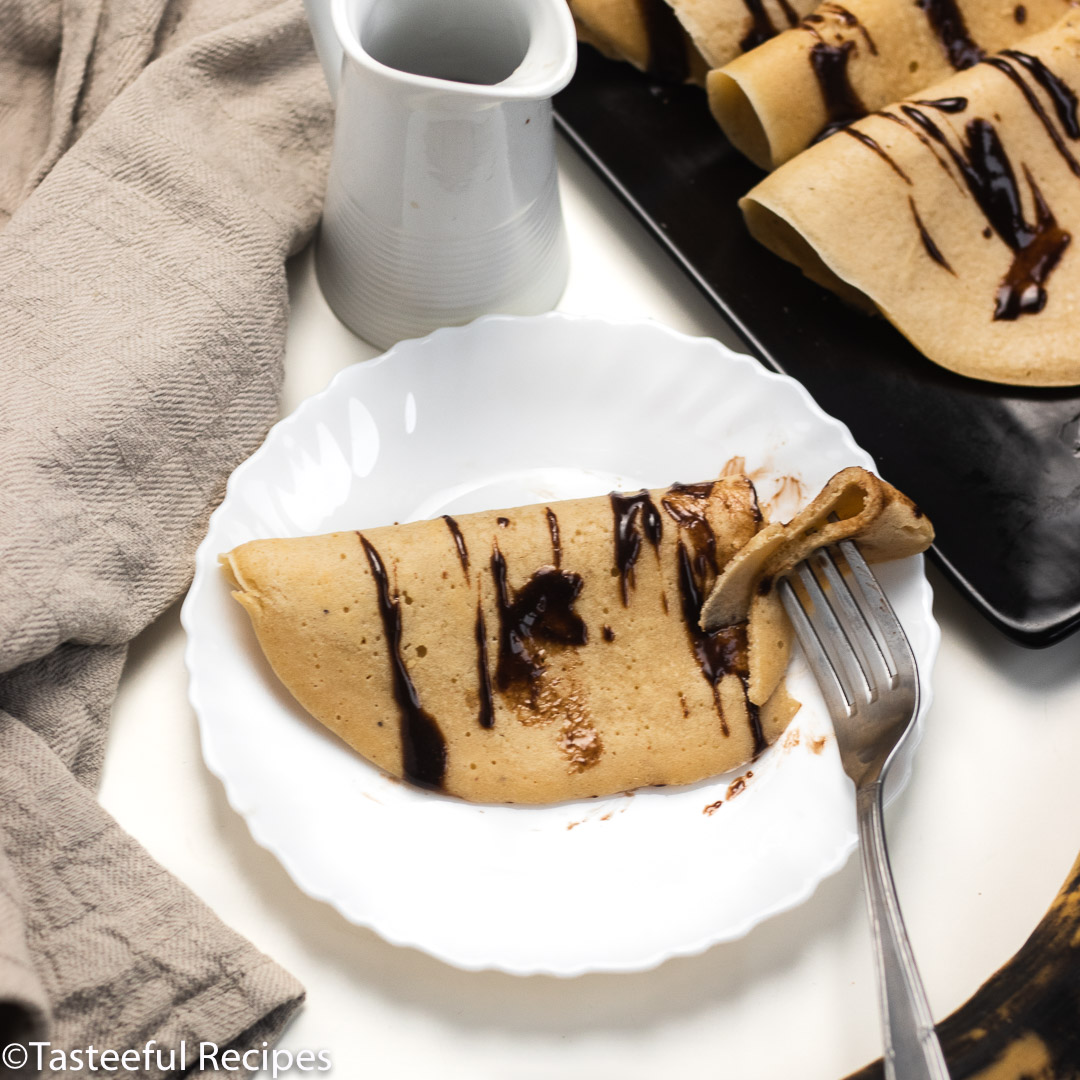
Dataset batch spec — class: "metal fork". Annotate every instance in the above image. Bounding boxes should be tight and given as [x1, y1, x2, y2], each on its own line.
[779, 540, 949, 1080]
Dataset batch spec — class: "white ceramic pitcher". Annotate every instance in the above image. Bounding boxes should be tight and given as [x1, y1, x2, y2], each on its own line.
[303, 0, 577, 350]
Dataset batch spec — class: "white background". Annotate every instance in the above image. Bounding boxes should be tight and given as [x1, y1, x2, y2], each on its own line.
[101, 138, 1080, 1079]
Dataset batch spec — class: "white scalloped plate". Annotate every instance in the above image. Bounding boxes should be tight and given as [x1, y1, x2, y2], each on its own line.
[182, 313, 938, 976]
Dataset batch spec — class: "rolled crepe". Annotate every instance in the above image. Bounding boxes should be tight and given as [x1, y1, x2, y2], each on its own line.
[702, 467, 933, 706]
[709, 0, 1074, 169]
[570, 0, 709, 83]
[667, 0, 821, 69]
[742, 14, 1080, 384]
[223, 476, 806, 804]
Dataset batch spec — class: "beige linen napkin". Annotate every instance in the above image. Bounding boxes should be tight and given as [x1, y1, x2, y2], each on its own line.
[0, 0, 332, 1073]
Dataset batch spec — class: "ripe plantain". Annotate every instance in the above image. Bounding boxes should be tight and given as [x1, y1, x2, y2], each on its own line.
[845, 853, 1080, 1080]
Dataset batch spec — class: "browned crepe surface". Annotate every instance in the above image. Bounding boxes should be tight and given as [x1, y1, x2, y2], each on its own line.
[223, 477, 803, 804]
[709, 0, 1073, 169]
[741, 14, 1080, 385]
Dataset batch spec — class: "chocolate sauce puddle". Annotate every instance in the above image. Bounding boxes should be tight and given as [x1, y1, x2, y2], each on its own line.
[611, 490, 663, 605]
[491, 545, 588, 703]
[442, 515, 469, 577]
[898, 106, 1071, 319]
[357, 533, 446, 790]
[915, 0, 983, 70]
[909, 196, 955, 272]
[642, 0, 689, 81]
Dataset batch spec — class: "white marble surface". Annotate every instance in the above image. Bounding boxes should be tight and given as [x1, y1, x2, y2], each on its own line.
[100, 137, 1080, 1080]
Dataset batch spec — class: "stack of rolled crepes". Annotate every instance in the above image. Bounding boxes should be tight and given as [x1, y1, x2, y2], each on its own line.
[571, 0, 1080, 386]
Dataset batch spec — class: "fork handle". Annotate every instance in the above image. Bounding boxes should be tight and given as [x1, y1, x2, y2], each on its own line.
[856, 782, 951, 1080]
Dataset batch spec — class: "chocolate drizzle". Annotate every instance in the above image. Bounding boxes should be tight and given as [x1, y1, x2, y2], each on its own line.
[843, 127, 912, 183]
[741, 0, 779, 52]
[475, 603, 494, 729]
[809, 40, 864, 142]
[877, 109, 964, 189]
[913, 96, 968, 113]
[802, 4, 880, 141]
[610, 490, 663, 605]
[357, 533, 446, 790]
[818, 3, 877, 53]
[545, 507, 562, 568]
[995, 164, 1071, 320]
[915, 0, 984, 70]
[442, 515, 469, 577]
[897, 106, 1071, 320]
[674, 543, 748, 739]
[745, 696, 766, 756]
[982, 55, 1080, 177]
[1001, 51, 1080, 139]
[491, 545, 588, 700]
[642, 0, 688, 81]
[909, 196, 955, 272]
[661, 482, 719, 586]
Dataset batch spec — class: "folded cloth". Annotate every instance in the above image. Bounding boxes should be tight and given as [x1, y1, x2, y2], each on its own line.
[0, 0, 332, 1072]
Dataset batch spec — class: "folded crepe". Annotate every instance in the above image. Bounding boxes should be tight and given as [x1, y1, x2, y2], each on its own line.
[224, 475, 806, 803]
[223, 467, 932, 804]
[709, 0, 1073, 169]
[741, 13, 1080, 385]
[569, 0, 709, 83]
[701, 467, 933, 706]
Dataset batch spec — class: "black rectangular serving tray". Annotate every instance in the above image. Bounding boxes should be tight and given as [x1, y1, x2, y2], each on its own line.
[555, 47, 1080, 647]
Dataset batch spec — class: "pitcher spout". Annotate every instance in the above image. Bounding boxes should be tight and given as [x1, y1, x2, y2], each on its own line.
[496, 0, 578, 99]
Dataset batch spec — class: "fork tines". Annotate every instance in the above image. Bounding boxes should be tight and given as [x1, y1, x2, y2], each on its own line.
[778, 541, 913, 720]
